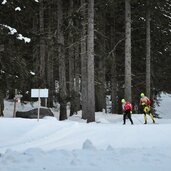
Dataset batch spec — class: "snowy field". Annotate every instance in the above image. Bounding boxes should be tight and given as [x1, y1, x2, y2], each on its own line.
[0, 93, 171, 171]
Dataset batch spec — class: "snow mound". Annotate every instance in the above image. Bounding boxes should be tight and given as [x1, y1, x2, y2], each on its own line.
[82, 139, 96, 150]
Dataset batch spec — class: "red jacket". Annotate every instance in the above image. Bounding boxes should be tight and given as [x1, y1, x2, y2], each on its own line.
[122, 101, 132, 111]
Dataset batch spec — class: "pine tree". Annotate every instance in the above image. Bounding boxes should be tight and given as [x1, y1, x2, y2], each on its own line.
[125, 0, 132, 102]
[146, 0, 151, 98]
[87, 0, 95, 122]
[80, 0, 88, 119]
[57, 0, 67, 120]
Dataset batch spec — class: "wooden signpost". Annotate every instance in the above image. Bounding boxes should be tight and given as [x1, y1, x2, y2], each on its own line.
[13, 89, 23, 117]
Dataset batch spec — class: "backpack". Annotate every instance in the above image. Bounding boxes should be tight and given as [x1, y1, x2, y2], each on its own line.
[146, 99, 151, 105]
[124, 101, 132, 111]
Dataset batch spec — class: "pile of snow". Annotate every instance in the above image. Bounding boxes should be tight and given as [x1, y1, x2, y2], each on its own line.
[1, 0, 7, 5]
[0, 116, 171, 171]
[1, 0, 39, 5]
[17, 34, 31, 43]
[15, 7, 21, 11]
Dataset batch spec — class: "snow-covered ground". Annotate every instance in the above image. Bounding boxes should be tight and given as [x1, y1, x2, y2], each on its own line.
[0, 93, 171, 171]
[155, 93, 171, 119]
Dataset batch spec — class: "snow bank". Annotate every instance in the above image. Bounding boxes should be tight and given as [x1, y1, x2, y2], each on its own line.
[155, 92, 171, 118]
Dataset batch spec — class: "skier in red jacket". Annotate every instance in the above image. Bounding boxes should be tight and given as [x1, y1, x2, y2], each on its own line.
[121, 99, 134, 125]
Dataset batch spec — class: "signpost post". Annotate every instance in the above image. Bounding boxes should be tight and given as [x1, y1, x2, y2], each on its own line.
[38, 89, 40, 121]
[31, 89, 48, 121]
[13, 89, 23, 117]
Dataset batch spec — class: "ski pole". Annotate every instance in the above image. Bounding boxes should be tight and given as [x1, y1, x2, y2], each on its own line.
[133, 114, 144, 124]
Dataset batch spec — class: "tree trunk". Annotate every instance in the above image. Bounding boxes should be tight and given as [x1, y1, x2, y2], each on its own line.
[80, 0, 88, 119]
[87, 0, 95, 122]
[111, 4, 118, 114]
[0, 89, 4, 117]
[146, 0, 151, 98]
[68, 0, 75, 116]
[39, 0, 46, 86]
[32, 11, 39, 82]
[111, 52, 118, 113]
[124, 0, 132, 102]
[47, 2, 54, 107]
[95, 10, 106, 112]
[57, 0, 67, 120]
[95, 60, 106, 112]
[74, 42, 81, 112]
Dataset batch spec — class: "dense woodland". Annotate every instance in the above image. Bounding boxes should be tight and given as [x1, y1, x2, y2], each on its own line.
[0, 0, 171, 122]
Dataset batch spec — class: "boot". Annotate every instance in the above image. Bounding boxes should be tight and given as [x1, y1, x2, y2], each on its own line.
[144, 114, 147, 124]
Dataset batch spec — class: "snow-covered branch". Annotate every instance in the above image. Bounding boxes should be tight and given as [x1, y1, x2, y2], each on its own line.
[0, 24, 31, 43]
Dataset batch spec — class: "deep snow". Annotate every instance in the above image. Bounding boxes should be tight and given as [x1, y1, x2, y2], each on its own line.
[0, 93, 171, 171]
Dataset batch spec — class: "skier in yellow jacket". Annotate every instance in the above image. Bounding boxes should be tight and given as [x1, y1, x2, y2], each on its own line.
[140, 93, 155, 124]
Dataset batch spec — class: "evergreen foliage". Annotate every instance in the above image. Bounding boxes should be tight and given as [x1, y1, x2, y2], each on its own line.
[0, 0, 170, 116]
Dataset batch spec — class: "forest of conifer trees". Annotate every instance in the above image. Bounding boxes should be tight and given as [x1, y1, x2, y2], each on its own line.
[0, 0, 171, 121]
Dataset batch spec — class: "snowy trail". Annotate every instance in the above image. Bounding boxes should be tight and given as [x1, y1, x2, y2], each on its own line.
[0, 114, 171, 171]
[0, 116, 171, 153]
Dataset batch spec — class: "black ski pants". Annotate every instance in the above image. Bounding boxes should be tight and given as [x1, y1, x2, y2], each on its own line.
[123, 109, 133, 124]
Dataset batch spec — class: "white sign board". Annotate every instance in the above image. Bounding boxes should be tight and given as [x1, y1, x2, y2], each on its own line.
[31, 89, 48, 98]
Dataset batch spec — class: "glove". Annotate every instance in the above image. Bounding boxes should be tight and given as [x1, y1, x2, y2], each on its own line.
[141, 102, 145, 106]
[130, 111, 132, 114]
